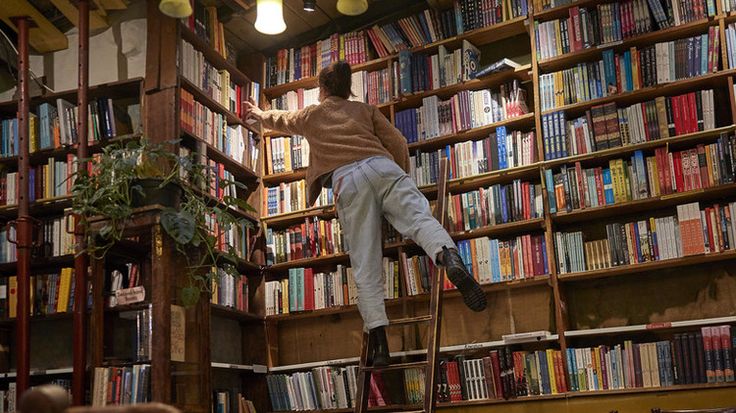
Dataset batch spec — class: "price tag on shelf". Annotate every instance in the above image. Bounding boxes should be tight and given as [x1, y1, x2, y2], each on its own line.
[645, 322, 672, 330]
[253, 364, 268, 373]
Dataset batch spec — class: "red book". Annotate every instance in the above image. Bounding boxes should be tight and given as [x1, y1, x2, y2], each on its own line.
[594, 167, 605, 205]
[575, 161, 586, 209]
[304, 268, 314, 310]
[569, 7, 583, 51]
[672, 152, 684, 193]
[615, 55, 622, 94]
[712, 324, 724, 381]
[688, 92, 698, 134]
[554, 350, 568, 392]
[490, 351, 504, 399]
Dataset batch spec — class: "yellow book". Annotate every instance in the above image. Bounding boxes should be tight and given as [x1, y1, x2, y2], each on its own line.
[339, 34, 345, 60]
[546, 349, 558, 393]
[9, 276, 17, 319]
[283, 138, 292, 173]
[631, 48, 640, 90]
[555, 20, 563, 56]
[620, 159, 631, 201]
[705, 146, 714, 186]
[594, 347, 604, 390]
[57, 267, 73, 313]
[29, 113, 38, 152]
[265, 137, 274, 174]
[280, 278, 289, 314]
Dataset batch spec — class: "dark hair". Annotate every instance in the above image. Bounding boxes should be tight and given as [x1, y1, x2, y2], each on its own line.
[318, 61, 353, 99]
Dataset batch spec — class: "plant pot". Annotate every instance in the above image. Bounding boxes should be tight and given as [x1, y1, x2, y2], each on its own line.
[131, 178, 182, 208]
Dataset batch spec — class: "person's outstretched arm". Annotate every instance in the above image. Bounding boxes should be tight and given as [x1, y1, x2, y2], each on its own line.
[244, 100, 313, 136]
[371, 106, 410, 173]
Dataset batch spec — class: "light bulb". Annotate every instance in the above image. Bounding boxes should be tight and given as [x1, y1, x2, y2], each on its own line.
[336, 0, 368, 15]
[159, 0, 193, 18]
[255, 0, 287, 35]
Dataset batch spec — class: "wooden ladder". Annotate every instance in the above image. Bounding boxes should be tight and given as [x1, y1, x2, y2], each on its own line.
[354, 158, 450, 413]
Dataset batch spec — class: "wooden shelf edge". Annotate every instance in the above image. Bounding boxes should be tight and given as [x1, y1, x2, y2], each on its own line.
[565, 315, 736, 337]
[558, 249, 736, 282]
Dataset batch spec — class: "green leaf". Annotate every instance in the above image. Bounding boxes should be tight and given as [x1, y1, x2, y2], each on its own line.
[180, 286, 200, 307]
[161, 209, 196, 244]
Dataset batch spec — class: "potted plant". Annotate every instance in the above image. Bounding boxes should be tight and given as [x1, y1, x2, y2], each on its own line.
[71, 138, 255, 306]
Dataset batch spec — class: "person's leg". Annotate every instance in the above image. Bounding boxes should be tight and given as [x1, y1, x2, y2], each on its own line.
[333, 162, 390, 365]
[361, 156, 487, 312]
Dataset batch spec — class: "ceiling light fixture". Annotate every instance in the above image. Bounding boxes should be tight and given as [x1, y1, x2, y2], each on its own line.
[159, 0, 193, 18]
[255, 0, 287, 35]
[336, 0, 368, 15]
[303, 0, 316, 12]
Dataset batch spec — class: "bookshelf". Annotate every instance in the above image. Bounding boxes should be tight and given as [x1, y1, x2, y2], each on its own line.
[256, 0, 736, 410]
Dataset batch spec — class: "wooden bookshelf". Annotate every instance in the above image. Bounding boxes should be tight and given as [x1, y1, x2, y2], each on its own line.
[261, 168, 307, 186]
[407, 113, 536, 151]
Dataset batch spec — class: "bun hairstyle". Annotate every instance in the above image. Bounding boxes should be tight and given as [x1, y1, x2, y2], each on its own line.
[318, 61, 354, 99]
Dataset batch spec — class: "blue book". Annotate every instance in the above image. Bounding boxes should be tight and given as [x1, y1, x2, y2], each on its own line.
[544, 169, 557, 213]
[490, 239, 501, 283]
[566, 348, 578, 391]
[399, 50, 413, 95]
[633, 222, 643, 263]
[701, 34, 709, 75]
[500, 187, 509, 223]
[13, 119, 19, 156]
[602, 50, 617, 93]
[633, 150, 648, 198]
[496, 126, 507, 169]
[537, 351, 551, 394]
[624, 51, 633, 92]
[541, 237, 549, 274]
[602, 168, 615, 204]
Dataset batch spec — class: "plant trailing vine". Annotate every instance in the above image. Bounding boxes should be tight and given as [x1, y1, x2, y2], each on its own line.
[71, 138, 255, 307]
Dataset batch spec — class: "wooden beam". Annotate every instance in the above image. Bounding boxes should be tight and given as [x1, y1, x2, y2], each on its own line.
[0, 0, 68, 53]
[49, 0, 109, 31]
[91, 0, 107, 15]
[99, 0, 129, 10]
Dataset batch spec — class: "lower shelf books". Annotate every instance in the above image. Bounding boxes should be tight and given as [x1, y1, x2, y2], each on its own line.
[265, 218, 347, 265]
[1, 155, 78, 206]
[446, 180, 544, 233]
[0, 226, 16, 264]
[91, 364, 151, 406]
[542, 89, 717, 161]
[554, 201, 736, 274]
[214, 391, 257, 413]
[106, 262, 141, 308]
[438, 349, 568, 402]
[211, 267, 249, 312]
[0, 382, 16, 413]
[566, 325, 735, 391]
[403, 368, 425, 405]
[350, 69, 393, 106]
[265, 180, 333, 216]
[267, 367, 391, 411]
[546, 135, 736, 213]
[266, 135, 309, 175]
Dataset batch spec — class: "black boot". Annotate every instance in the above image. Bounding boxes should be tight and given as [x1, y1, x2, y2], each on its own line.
[441, 246, 487, 312]
[369, 326, 390, 367]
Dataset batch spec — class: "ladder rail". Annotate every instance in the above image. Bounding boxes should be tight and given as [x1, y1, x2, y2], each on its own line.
[355, 158, 451, 413]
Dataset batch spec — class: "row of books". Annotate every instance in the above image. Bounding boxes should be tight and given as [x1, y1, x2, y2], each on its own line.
[538, 29, 720, 112]
[0, 269, 75, 319]
[403, 368, 426, 404]
[213, 391, 257, 413]
[266, 265, 350, 315]
[724, 0, 736, 12]
[180, 89, 260, 169]
[210, 267, 249, 312]
[446, 180, 544, 233]
[91, 364, 151, 406]
[266, 136, 310, 175]
[534, 0, 715, 61]
[351, 69, 393, 106]
[265, 218, 347, 265]
[440, 348, 568, 400]
[566, 327, 735, 392]
[185, 0, 230, 60]
[106, 261, 141, 308]
[204, 216, 252, 261]
[554, 201, 735, 274]
[396, 40, 480, 94]
[264, 0, 527, 87]
[408, 129, 538, 188]
[264, 180, 334, 216]
[542, 89, 717, 160]
[1, 98, 131, 158]
[181, 40, 260, 117]
[546, 138, 736, 214]
[270, 87, 319, 111]
[0, 383, 15, 413]
[725, 23, 736, 70]
[394, 81, 529, 142]
[0, 215, 74, 263]
[0, 155, 78, 205]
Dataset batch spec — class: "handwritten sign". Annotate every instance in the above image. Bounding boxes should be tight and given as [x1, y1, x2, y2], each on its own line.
[115, 286, 146, 306]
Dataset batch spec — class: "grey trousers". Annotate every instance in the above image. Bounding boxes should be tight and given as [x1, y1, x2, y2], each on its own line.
[333, 156, 455, 331]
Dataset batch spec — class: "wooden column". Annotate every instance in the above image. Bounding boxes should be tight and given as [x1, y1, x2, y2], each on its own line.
[72, 0, 90, 404]
[12, 15, 33, 397]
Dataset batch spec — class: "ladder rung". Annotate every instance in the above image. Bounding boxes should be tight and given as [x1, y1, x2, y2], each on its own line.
[389, 315, 433, 326]
[361, 361, 428, 372]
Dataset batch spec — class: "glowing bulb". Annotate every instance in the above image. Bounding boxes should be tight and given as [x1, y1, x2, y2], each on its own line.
[337, 0, 368, 15]
[159, 0, 193, 18]
[255, 0, 287, 35]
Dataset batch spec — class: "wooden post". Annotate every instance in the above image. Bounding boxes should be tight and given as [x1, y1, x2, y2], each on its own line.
[72, 0, 90, 404]
[13, 15, 32, 398]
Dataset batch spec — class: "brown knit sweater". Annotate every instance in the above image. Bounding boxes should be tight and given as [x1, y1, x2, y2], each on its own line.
[260, 96, 411, 206]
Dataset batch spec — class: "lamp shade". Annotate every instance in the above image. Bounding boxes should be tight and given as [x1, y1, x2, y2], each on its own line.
[159, 0, 193, 18]
[255, 0, 287, 35]
[336, 0, 368, 15]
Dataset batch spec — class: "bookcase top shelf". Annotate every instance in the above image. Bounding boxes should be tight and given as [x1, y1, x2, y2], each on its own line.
[564, 316, 736, 336]
[536, 18, 718, 72]
[541, 69, 736, 116]
[180, 26, 252, 86]
[531, 0, 610, 20]
[262, 16, 530, 98]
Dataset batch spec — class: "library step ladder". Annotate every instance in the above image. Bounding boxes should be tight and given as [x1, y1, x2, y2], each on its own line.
[354, 158, 451, 413]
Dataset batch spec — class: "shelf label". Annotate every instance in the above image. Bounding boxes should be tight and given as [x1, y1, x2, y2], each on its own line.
[464, 343, 484, 350]
[645, 322, 672, 330]
[115, 286, 146, 306]
[253, 364, 268, 373]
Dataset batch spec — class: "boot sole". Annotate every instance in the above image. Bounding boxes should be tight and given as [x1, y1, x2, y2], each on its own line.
[446, 264, 487, 312]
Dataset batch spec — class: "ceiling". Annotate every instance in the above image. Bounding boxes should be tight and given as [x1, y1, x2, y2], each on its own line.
[223, 0, 426, 55]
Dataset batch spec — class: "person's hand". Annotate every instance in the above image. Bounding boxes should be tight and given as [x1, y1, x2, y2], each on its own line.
[243, 98, 264, 121]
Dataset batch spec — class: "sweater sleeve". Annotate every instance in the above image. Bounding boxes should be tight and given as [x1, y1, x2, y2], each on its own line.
[260, 106, 314, 136]
[372, 106, 411, 173]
